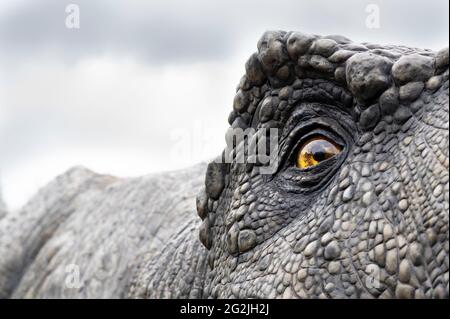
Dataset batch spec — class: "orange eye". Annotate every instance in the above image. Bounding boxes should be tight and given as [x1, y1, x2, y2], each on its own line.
[296, 136, 342, 169]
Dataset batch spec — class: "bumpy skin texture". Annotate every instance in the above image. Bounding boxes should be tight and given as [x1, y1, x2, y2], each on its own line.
[191, 31, 449, 299]
[0, 165, 206, 298]
[0, 31, 449, 299]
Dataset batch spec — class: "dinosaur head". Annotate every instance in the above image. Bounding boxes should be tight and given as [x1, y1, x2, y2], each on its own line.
[196, 31, 449, 298]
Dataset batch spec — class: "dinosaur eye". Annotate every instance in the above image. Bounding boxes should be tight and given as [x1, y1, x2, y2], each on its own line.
[296, 136, 342, 169]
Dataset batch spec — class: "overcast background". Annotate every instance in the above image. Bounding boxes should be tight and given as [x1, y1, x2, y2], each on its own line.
[0, 0, 448, 210]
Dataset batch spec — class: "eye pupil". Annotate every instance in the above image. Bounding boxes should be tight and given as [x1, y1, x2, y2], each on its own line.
[313, 151, 328, 162]
[296, 136, 342, 169]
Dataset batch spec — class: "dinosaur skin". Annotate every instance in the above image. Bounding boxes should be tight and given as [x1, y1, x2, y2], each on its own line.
[131, 31, 449, 299]
[1, 31, 449, 299]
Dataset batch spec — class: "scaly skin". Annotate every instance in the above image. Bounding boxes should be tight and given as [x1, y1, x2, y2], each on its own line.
[133, 31, 449, 299]
[1, 31, 448, 299]
[194, 31, 449, 298]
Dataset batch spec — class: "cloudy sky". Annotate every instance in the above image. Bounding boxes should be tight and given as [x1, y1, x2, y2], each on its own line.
[0, 0, 448, 210]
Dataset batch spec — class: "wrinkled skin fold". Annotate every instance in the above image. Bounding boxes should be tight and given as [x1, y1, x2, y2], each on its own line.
[1, 31, 449, 299]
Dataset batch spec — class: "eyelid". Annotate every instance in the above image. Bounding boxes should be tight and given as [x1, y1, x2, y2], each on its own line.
[265, 125, 338, 180]
[270, 104, 356, 193]
[272, 104, 356, 180]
